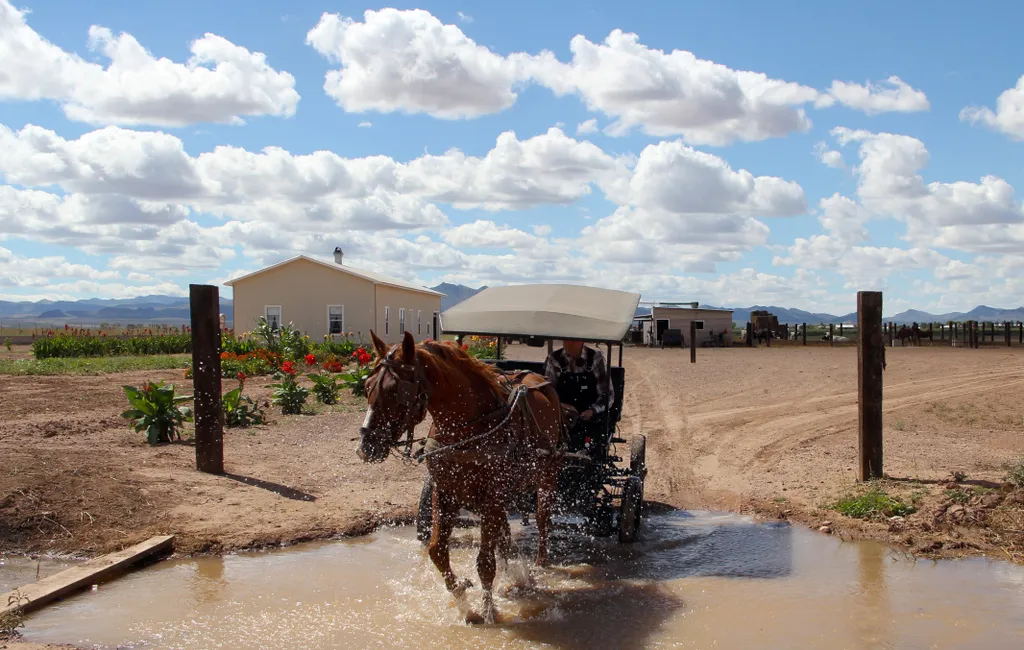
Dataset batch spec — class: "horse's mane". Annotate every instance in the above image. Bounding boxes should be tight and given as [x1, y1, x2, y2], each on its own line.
[403, 340, 506, 399]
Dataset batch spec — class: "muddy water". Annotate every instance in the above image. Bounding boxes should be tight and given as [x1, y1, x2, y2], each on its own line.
[9, 511, 1024, 649]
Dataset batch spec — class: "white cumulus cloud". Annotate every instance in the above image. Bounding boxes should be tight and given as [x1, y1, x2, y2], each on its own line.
[0, 0, 299, 127]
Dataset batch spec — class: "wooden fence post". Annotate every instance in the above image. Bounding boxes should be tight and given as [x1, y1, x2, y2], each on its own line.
[189, 284, 224, 475]
[829, 323, 835, 347]
[690, 321, 697, 364]
[1006, 321, 1012, 347]
[746, 321, 753, 347]
[1019, 321, 1023, 345]
[802, 323, 807, 346]
[839, 322, 844, 336]
[857, 291, 884, 481]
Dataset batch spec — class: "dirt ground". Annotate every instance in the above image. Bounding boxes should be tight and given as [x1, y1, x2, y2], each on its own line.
[1, 343, 1022, 573]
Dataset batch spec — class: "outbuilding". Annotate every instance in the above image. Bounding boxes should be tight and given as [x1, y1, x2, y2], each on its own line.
[224, 248, 444, 343]
[640, 305, 735, 346]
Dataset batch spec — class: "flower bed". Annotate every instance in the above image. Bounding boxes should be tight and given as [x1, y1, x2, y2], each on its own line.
[32, 325, 195, 359]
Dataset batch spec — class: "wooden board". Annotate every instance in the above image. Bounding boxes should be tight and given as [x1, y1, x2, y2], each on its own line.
[1, 535, 174, 616]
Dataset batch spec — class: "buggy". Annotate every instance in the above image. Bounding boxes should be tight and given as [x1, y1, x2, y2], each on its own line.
[415, 283, 647, 543]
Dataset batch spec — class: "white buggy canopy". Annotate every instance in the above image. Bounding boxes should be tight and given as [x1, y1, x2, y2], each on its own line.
[440, 283, 642, 344]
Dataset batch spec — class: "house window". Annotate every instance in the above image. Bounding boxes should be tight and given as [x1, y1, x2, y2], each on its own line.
[693, 320, 705, 330]
[399, 308, 406, 334]
[385, 307, 390, 335]
[417, 310, 422, 335]
[328, 305, 344, 335]
[265, 306, 281, 331]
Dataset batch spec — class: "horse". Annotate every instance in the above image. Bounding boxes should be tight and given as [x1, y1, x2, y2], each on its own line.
[895, 325, 917, 346]
[754, 328, 773, 346]
[356, 330, 563, 624]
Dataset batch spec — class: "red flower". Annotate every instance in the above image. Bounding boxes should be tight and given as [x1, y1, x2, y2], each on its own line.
[462, 344, 468, 351]
[305, 353, 317, 366]
[237, 371, 246, 384]
[282, 360, 296, 375]
[358, 351, 372, 365]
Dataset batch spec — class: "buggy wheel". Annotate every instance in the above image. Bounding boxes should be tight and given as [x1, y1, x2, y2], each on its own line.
[416, 475, 434, 544]
[618, 476, 643, 543]
[630, 435, 647, 478]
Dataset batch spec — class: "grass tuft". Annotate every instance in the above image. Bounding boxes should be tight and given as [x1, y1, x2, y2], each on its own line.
[832, 485, 916, 520]
[1004, 458, 1024, 488]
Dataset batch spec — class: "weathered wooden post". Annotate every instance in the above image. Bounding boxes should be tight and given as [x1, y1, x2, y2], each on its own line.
[858, 291, 884, 481]
[802, 323, 807, 346]
[690, 321, 697, 364]
[746, 321, 753, 347]
[1019, 321, 1023, 345]
[1006, 321, 1012, 347]
[829, 323, 835, 347]
[839, 322, 844, 336]
[189, 284, 224, 475]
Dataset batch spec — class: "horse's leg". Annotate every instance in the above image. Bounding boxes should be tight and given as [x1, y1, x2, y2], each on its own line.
[428, 487, 470, 596]
[473, 505, 503, 624]
[535, 460, 557, 566]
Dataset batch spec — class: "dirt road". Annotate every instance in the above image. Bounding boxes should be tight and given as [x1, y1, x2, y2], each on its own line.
[1, 344, 1022, 564]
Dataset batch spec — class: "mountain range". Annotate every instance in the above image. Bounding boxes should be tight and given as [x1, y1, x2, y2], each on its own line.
[0, 285, 1021, 327]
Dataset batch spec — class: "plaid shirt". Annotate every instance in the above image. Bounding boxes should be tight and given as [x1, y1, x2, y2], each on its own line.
[543, 345, 615, 415]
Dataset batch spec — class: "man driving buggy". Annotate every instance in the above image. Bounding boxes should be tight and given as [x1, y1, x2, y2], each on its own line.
[544, 339, 615, 456]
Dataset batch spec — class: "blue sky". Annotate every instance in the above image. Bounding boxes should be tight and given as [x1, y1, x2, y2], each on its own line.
[1, 0, 1023, 314]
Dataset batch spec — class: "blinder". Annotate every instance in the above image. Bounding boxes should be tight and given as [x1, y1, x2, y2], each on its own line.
[359, 345, 432, 456]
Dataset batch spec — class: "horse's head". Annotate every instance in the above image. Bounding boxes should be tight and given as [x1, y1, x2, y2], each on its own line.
[357, 330, 431, 463]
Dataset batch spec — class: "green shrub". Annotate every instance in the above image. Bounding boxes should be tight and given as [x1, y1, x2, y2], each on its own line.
[222, 374, 268, 427]
[3, 337, 11, 352]
[121, 381, 194, 444]
[270, 361, 309, 415]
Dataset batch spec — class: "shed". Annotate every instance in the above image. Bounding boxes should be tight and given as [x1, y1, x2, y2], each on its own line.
[223, 249, 443, 343]
[646, 306, 735, 346]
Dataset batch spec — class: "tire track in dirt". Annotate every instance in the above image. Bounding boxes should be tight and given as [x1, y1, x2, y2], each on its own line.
[620, 347, 1024, 510]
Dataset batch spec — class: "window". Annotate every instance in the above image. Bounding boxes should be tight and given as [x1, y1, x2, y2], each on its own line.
[693, 320, 705, 330]
[399, 308, 406, 334]
[385, 307, 389, 335]
[327, 305, 344, 335]
[265, 306, 281, 331]
[417, 310, 422, 335]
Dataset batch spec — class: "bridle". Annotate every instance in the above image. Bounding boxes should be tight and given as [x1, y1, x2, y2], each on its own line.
[360, 345, 432, 458]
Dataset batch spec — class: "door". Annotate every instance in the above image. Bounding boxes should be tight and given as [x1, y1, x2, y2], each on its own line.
[656, 319, 670, 342]
[432, 312, 440, 340]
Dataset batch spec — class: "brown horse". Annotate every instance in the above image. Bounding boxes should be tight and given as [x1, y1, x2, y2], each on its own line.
[356, 330, 563, 623]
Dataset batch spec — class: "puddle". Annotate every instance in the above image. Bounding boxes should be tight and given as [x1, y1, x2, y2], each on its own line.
[0, 554, 79, 593]
[6, 511, 1024, 649]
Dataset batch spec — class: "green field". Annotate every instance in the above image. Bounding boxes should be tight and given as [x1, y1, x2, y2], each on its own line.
[0, 354, 191, 376]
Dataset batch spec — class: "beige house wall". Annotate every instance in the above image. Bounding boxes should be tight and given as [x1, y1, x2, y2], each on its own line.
[228, 257, 442, 345]
[652, 307, 735, 345]
[373, 284, 442, 345]
[229, 258, 377, 337]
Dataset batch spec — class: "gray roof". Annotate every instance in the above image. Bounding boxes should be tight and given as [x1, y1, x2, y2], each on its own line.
[440, 283, 641, 343]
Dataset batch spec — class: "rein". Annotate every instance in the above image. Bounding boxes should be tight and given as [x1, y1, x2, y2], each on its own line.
[367, 345, 551, 464]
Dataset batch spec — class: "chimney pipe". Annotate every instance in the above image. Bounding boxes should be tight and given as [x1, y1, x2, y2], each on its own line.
[333, 247, 344, 265]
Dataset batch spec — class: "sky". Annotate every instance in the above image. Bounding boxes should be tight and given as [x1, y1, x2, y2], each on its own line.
[1, 0, 1023, 315]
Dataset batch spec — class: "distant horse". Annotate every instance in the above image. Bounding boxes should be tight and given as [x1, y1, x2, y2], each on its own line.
[754, 328, 774, 346]
[356, 330, 563, 624]
[896, 325, 918, 346]
[915, 323, 934, 345]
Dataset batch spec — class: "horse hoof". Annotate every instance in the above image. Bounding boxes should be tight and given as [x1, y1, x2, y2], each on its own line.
[465, 610, 486, 625]
[451, 578, 473, 598]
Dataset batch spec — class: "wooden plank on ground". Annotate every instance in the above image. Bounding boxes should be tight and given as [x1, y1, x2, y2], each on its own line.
[0, 535, 174, 616]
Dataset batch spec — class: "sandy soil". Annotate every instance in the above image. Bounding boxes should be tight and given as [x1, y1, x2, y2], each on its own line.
[1, 343, 1022, 570]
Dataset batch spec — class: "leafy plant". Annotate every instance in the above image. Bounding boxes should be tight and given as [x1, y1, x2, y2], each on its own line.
[1004, 457, 1024, 488]
[121, 380, 194, 444]
[832, 485, 916, 520]
[304, 353, 341, 405]
[270, 361, 309, 415]
[1, 589, 29, 639]
[254, 317, 310, 360]
[3, 336, 11, 352]
[340, 347, 374, 397]
[223, 373, 268, 427]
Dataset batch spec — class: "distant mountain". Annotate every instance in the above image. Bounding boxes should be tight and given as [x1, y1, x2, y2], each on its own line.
[886, 306, 1024, 324]
[431, 283, 487, 311]
[0, 296, 233, 326]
